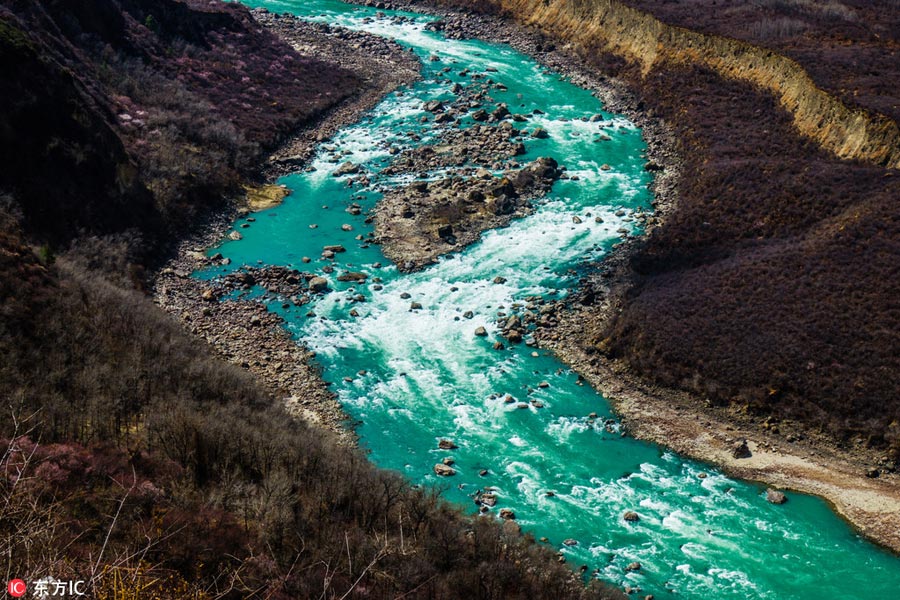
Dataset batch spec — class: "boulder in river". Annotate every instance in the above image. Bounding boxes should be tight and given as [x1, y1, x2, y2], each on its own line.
[337, 271, 368, 283]
[433, 463, 456, 476]
[333, 161, 360, 177]
[766, 489, 787, 504]
[491, 103, 510, 120]
[480, 493, 498, 507]
[308, 277, 329, 292]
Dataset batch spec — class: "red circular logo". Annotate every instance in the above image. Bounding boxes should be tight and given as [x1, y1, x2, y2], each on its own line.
[7, 579, 26, 598]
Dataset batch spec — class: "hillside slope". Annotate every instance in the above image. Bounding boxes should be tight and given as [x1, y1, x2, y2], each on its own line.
[0, 0, 360, 249]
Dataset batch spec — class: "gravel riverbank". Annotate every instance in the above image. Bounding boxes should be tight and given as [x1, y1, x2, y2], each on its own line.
[152, 13, 421, 444]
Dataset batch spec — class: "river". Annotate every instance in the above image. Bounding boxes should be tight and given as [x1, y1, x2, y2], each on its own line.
[197, 1, 900, 597]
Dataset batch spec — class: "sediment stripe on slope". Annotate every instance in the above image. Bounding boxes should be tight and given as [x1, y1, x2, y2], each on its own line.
[436, 0, 900, 168]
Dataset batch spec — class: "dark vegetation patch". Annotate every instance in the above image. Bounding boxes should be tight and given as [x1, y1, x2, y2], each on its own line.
[599, 62, 900, 463]
[0, 0, 360, 251]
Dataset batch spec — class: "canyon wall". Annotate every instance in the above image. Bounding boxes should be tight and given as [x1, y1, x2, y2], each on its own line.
[439, 0, 900, 167]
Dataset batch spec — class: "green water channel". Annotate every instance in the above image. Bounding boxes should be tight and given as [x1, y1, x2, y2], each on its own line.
[198, 1, 900, 596]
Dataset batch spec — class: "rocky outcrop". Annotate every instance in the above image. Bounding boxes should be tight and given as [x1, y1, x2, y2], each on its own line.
[431, 0, 900, 168]
[375, 157, 560, 271]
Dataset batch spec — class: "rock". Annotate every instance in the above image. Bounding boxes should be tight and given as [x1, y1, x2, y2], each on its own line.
[341, 224, 353, 231]
[433, 463, 456, 476]
[228, 230, 242, 241]
[766, 489, 787, 504]
[479, 469, 489, 476]
[491, 103, 510, 120]
[532, 127, 549, 139]
[463, 310, 474, 319]
[423, 100, 444, 113]
[400, 292, 411, 299]
[600, 163, 611, 171]
[493, 276, 507, 284]
[474, 326, 488, 337]
[471, 109, 488, 121]
[308, 277, 329, 292]
[866, 468, 880, 478]
[201, 289, 217, 302]
[626, 562, 642, 572]
[438, 439, 458, 450]
[480, 493, 498, 507]
[732, 438, 752, 459]
[563, 538, 578, 546]
[572, 216, 583, 224]
[337, 271, 368, 282]
[323, 245, 346, 253]
[499, 508, 516, 520]
[410, 302, 423, 310]
[437, 224, 454, 239]
[333, 161, 360, 177]
[442, 457, 455, 466]
[623, 511, 640, 522]
[507, 330, 523, 343]
[538, 381, 550, 388]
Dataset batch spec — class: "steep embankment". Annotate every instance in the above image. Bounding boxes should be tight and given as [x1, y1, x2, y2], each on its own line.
[432, 0, 900, 167]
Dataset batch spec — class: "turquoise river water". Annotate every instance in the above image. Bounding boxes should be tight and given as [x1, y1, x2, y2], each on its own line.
[198, 1, 900, 596]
